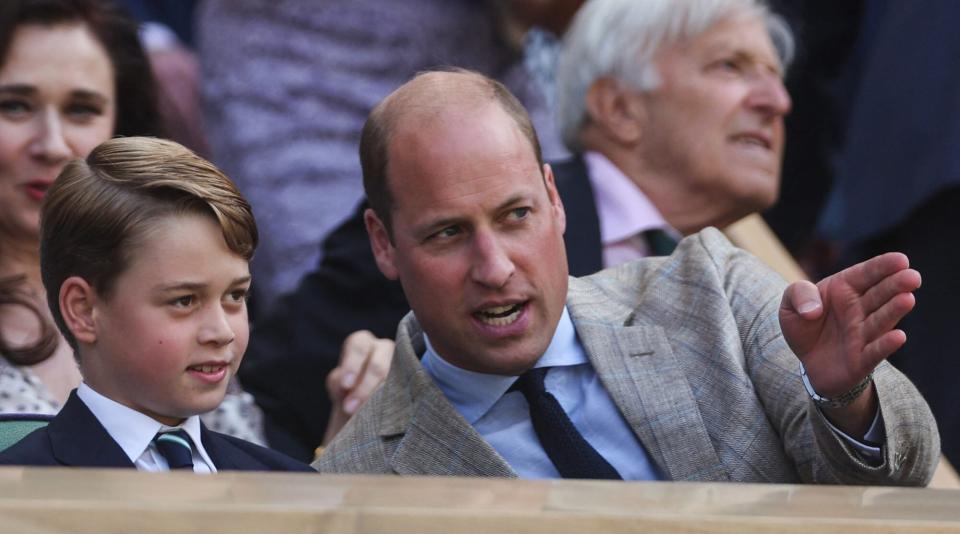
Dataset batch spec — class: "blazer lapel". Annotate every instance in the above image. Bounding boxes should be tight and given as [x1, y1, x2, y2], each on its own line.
[567, 278, 729, 482]
[383, 319, 516, 477]
[48, 391, 135, 468]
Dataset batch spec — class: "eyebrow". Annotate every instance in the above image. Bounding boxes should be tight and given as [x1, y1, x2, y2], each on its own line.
[0, 84, 110, 103]
[153, 275, 252, 293]
[704, 41, 784, 75]
[413, 194, 532, 237]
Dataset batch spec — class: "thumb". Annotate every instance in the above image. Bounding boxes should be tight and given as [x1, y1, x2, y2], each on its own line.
[780, 280, 823, 320]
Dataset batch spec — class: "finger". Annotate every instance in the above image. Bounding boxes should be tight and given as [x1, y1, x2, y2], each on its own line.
[343, 340, 394, 414]
[862, 292, 916, 344]
[338, 330, 379, 389]
[326, 366, 346, 402]
[841, 252, 910, 294]
[860, 268, 921, 315]
[861, 329, 908, 368]
[780, 280, 824, 319]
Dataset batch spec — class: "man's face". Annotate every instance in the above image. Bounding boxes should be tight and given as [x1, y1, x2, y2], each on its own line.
[367, 103, 568, 376]
[632, 14, 791, 230]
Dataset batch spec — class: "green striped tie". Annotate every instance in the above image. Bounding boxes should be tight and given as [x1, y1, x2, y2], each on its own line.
[153, 429, 194, 470]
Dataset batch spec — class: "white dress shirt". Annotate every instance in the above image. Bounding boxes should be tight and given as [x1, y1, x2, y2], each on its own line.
[77, 383, 216, 473]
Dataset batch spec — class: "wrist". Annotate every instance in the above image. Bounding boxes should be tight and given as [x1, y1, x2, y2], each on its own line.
[798, 361, 873, 409]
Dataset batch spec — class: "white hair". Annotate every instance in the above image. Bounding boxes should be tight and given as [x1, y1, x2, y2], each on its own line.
[556, 0, 795, 152]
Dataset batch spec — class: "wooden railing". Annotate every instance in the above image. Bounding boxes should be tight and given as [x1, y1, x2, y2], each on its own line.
[0, 468, 958, 533]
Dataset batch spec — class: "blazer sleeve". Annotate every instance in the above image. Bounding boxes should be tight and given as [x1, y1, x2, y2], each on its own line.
[694, 228, 939, 486]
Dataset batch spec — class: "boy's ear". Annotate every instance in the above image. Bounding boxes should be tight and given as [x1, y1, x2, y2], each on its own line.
[364, 208, 399, 280]
[60, 276, 98, 344]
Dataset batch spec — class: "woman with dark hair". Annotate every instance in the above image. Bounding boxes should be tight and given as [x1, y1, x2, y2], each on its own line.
[0, 0, 265, 445]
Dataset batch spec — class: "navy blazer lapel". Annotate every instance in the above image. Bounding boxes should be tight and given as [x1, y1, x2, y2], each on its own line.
[566, 278, 729, 482]
[48, 391, 135, 468]
[552, 155, 603, 277]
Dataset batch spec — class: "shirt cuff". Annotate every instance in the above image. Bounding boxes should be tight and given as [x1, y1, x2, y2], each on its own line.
[820, 406, 885, 462]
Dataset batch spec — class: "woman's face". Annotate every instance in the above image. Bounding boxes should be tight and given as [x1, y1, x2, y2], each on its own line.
[0, 23, 116, 244]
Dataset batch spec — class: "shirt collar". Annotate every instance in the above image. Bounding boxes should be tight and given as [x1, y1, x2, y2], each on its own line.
[582, 151, 676, 244]
[77, 382, 212, 468]
[421, 306, 586, 424]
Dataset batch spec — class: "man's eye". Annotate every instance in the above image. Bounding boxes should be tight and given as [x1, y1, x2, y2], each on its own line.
[433, 226, 460, 239]
[509, 207, 531, 220]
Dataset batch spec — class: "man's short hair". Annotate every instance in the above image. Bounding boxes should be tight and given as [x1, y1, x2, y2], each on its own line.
[40, 136, 258, 351]
[359, 68, 544, 239]
[556, 0, 795, 151]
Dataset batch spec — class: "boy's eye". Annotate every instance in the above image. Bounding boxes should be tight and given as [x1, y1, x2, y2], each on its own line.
[227, 289, 249, 303]
[170, 295, 194, 308]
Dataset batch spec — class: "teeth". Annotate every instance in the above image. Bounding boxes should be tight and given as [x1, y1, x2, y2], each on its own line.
[192, 364, 223, 374]
[477, 305, 522, 326]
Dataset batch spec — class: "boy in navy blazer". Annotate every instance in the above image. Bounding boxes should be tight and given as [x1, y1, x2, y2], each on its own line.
[0, 137, 311, 472]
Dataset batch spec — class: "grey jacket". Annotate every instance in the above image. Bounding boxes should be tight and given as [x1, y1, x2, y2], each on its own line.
[315, 228, 938, 485]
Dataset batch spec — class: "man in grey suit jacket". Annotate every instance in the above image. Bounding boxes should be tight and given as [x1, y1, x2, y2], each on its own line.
[315, 66, 938, 485]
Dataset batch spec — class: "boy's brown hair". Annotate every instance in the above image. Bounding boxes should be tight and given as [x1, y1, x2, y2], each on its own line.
[40, 136, 258, 351]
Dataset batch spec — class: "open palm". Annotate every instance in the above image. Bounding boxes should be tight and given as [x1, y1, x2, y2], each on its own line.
[779, 253, 920, 397]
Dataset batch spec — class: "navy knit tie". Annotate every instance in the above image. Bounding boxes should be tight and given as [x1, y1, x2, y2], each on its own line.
[512, 367, 622, 479]
[153, 429, 194, 470]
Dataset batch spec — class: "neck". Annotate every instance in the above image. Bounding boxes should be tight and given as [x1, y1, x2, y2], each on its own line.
[584, 144, 734, 235]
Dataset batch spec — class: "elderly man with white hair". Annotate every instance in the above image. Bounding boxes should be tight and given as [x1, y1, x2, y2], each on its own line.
[550, 0, 793, 271]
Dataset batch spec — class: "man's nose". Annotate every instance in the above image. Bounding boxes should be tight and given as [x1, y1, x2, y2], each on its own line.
[470, 231, 515, 289]
[198, 304, 236, 347]
[746, 73, 792, 118]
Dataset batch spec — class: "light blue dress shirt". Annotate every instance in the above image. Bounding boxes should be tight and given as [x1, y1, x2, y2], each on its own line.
[422, 306, 886, 479]
[422, 307, 661, 480]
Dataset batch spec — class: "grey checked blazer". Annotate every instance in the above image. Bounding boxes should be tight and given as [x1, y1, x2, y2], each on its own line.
[315, 228, 938, 485]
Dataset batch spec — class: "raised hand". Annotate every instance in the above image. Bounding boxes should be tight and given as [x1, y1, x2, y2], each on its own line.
[779, 253, 920, 429]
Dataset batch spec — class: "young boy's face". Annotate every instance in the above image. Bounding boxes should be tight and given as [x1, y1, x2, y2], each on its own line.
[81, 212, 251, 426]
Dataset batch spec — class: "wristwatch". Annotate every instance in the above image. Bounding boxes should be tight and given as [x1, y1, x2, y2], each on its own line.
[799, 361, 873, 409]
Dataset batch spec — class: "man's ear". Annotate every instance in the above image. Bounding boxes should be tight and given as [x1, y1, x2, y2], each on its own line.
[543, 163, 566, 235]
[59, 276, 98, 345]
[364, 208, 400, 280]
[584, 76, 644, 145]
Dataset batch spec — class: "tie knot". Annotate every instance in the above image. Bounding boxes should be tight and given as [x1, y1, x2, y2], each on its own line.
[153, 429, 194, 470]
[643, 228, 678, 256]
[512, 366, 549, 397]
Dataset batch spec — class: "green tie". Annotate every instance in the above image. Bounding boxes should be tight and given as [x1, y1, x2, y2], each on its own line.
[643, 229, 678, 256]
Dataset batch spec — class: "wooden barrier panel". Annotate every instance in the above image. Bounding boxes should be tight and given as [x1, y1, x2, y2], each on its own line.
[1, 467, 959, 533]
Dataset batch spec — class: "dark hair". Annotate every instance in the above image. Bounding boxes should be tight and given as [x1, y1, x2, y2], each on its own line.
[359, 68, 544, 239]
[0, 0, 161, 137]
[41, 137, 258, 352]
[0, 0, 161, 365]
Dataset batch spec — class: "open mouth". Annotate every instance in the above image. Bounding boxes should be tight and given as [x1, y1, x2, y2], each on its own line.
[474, 302, 526, 326]
[732, 135, 771, 150]
[24, 181, 52, 201]
[186, 362, 229, 383]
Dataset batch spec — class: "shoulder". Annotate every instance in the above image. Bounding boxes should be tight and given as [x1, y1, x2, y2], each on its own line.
[205, 430, 315, 472]
[0, 426, 56, 466]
